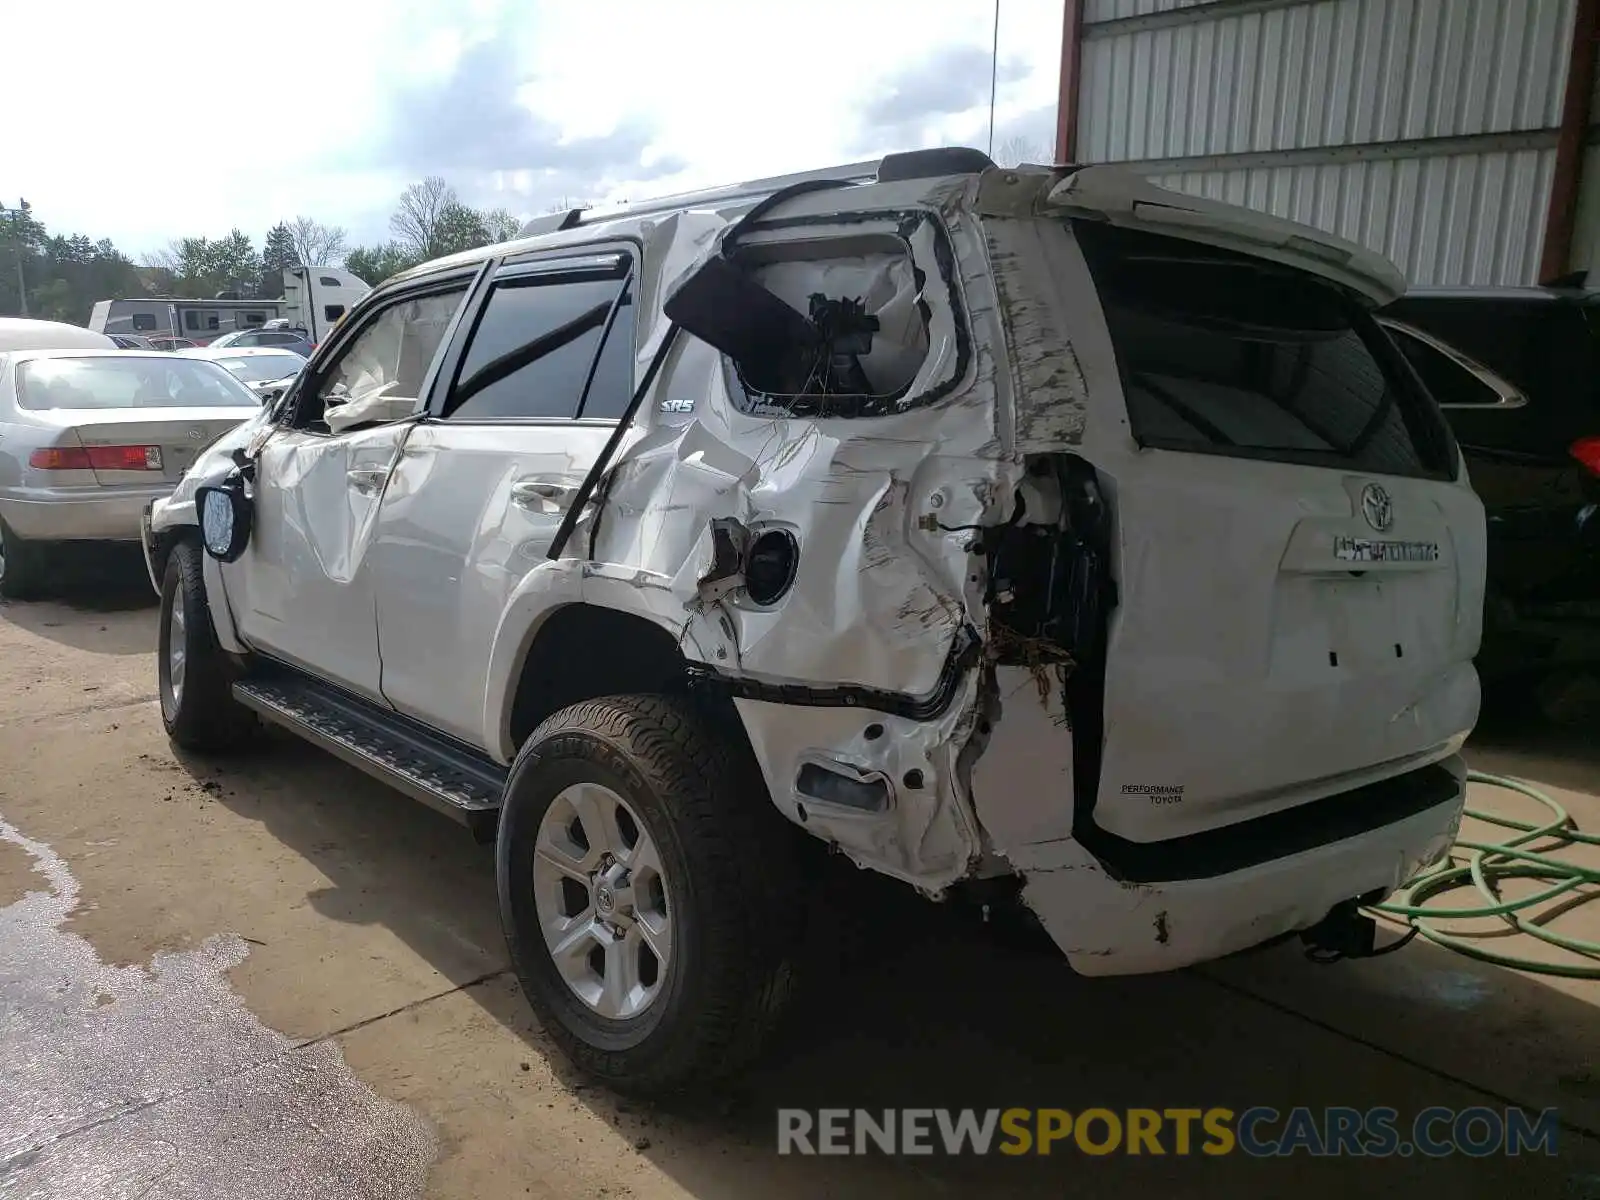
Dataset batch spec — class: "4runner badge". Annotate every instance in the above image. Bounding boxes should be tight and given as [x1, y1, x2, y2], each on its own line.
[1361, 483, 1394, 532]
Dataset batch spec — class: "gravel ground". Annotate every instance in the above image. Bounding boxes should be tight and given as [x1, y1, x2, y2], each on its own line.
[1, 556, 1597, 1199]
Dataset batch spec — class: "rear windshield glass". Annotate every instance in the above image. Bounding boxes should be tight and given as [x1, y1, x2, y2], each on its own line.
[1073, 221, 1455, 479]
[214, 353, 305, 383]
[16, 356, 259, 410]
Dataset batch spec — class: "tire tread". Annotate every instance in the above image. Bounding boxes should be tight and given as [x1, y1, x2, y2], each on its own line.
[161, 540, 257, 752]
[500, 693, 800, 1095]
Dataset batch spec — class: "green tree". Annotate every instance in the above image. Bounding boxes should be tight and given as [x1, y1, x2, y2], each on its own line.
[1, 201, 141, 322]
[261, 221, 296, 295]
[212, 229, 261, 296]
[433, 202, 490, 257]
[1, 199, 49, 317]
[481, 206, 521, 243]
[344, 242, 420, 287]
[167, 229, 261, 298]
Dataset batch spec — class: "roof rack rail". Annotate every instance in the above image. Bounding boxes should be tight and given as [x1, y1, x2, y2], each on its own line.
[517, 159, 880, 239]
[517, 207, 588, 239]
[513, 147, 999, 239]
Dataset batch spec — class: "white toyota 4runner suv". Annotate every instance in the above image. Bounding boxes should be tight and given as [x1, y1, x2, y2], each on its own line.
[143, 148, 1484, 1095]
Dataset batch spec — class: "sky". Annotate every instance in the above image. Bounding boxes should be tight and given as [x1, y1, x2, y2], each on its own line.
[2, 0, 1064, 262]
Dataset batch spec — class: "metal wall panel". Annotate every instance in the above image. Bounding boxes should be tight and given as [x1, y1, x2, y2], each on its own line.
[1151, 147, 1554, 285]
[1079, 0, 1577, 284]
[1568, 144, 1600, 278]
[1573, 31, 1600, 276]
[1084, 0, 1213, 22]
[1081, 0, 1571, 162]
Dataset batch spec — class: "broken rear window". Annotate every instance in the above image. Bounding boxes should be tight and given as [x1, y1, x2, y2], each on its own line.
[666, 216, 964, 418]
[1073, 220, 1456, 480]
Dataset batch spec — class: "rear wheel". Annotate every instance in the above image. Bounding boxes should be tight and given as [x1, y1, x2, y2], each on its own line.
[158, 539, 257, 751]
[497, 694, 801, 1096]
[0, 520, 49, 600]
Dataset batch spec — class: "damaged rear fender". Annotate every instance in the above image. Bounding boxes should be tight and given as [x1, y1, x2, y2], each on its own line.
[479, 559, 739, 762]
[730, 668, 990, 892]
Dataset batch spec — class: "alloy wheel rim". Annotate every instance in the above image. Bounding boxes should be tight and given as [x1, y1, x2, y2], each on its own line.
[530, 782, 673, 1020]
[167, 598, 186, 706]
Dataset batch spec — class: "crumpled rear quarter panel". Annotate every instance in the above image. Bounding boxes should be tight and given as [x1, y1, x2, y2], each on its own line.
[589, 192, 1021, 890]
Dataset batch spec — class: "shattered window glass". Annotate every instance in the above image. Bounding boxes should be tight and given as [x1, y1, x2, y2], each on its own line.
[666, 228, 936, 415]
[742, 252, 929, 398]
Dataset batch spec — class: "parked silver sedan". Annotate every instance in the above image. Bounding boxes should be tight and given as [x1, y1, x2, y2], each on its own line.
[0, 350, 260, 598]
[178, 346, 307, 406]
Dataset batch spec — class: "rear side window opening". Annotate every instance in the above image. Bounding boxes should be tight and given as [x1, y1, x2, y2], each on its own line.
[1073, 220, 1457, 481]
[665, 212, 967, 419]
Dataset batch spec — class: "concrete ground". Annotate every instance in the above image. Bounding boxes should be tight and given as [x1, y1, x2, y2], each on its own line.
[2, 553, 1598, 1198]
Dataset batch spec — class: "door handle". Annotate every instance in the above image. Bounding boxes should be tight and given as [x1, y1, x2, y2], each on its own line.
[347, 467, 389, 495]
[511, 480, 580, 507]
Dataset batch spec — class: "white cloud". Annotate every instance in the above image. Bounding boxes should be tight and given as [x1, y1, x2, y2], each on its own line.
[1, 0, 1062, 257]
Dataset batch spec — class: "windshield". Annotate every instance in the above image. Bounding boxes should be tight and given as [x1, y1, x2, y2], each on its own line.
[16, 356, 260, 410]
[214, 353, 305, 383]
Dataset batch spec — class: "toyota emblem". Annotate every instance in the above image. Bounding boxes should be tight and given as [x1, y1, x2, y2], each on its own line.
[188, 429, 205, 441]
[1360, 483, 1394, 532]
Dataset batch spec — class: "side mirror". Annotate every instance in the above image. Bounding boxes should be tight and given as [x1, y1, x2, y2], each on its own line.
[197, 477, 253, 562]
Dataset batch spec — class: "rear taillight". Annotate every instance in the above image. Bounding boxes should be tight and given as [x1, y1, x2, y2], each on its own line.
[29, 447, 91, 470]
[1572, 437, 1600, 478]
[30, 445, 163, 471]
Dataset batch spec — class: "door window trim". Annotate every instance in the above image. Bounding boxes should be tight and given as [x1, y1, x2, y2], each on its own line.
[1378, 318, 1529, 411]
[279, 263, 490, 434]
[426, 240, 641, 424]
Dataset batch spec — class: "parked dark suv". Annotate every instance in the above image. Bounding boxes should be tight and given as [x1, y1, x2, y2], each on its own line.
[1380, 286, 1600, 699]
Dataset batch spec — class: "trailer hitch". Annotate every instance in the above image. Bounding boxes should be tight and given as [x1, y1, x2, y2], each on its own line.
[1300, 899, 1417, 964]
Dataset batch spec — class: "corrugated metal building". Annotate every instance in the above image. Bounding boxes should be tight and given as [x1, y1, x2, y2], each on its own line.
[1056, 0, 1599, 288]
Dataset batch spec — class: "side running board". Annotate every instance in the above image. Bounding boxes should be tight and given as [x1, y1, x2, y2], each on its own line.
[233, 672, 506, 841]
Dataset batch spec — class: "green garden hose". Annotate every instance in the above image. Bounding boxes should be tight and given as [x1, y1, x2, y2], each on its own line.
[1369, 770, 1600, 978]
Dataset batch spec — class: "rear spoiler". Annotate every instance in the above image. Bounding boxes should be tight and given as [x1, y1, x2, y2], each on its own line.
[1015, 165, 1406, 307]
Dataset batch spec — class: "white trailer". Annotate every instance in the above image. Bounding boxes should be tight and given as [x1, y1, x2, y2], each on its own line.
[89, 267, 369, 345]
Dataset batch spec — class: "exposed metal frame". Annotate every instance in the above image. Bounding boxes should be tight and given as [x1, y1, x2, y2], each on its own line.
[1541, 0, 1600, 283]
[1054, 0, 1085, 164]
[1082, 0, 1312, 39]
[1124, 128, 1572, 178]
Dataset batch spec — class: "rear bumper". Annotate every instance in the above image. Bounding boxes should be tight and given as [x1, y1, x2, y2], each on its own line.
[1019, 755, 1467, 976]
[0, 485, 173, 542]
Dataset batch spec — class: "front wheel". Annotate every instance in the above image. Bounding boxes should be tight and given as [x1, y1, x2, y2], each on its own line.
[158, 539, 257, 751]
[497, 694, 801, 1096]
